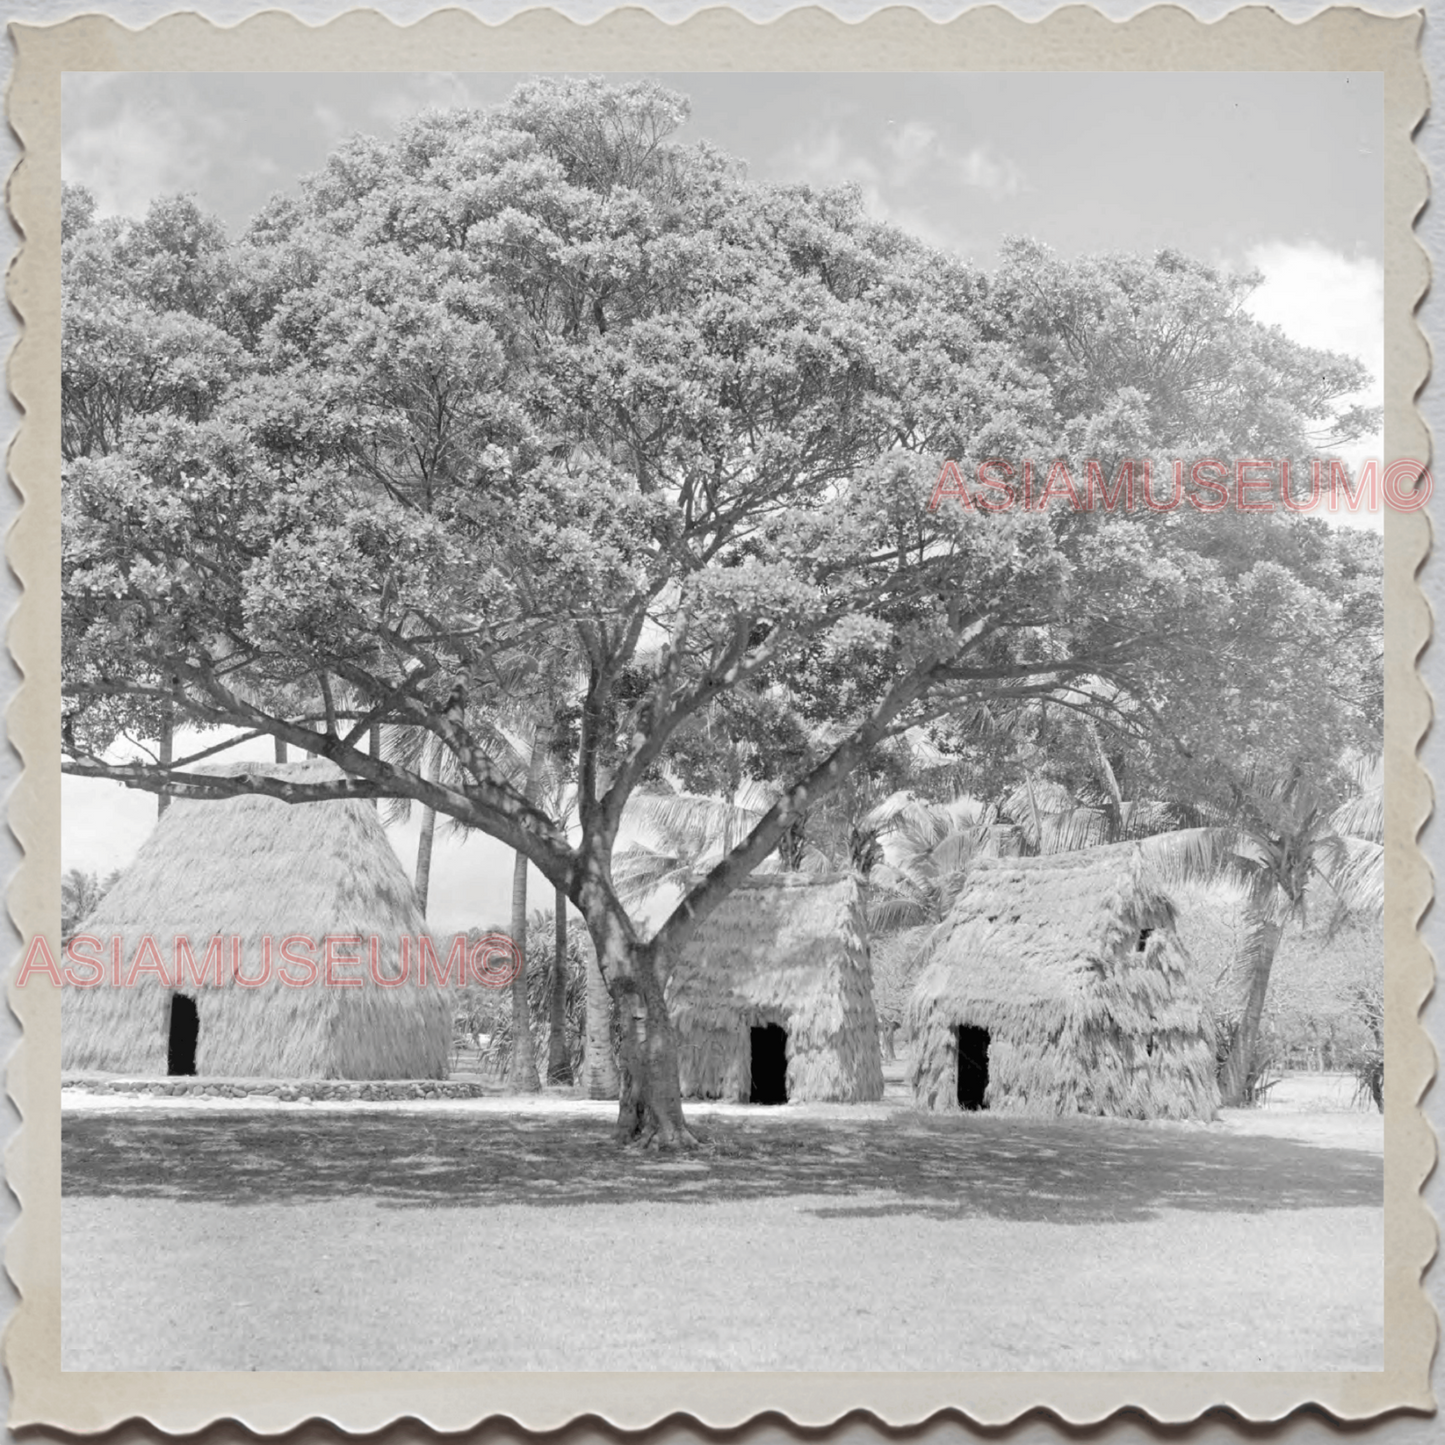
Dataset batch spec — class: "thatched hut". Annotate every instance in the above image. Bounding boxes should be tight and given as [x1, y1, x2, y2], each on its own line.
[62, 760, 451, 1079]
[906, 844, 1218, 1120]
[665, 873, 884, 1104]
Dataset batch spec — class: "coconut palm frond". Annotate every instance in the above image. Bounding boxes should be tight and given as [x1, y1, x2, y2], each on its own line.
[863, 858, 939, 932]
[611, 839, 694, 902]
[623, 788, 770, 858]
[936, 794, 996, 833]
[857, 788, 925, 839]
[923, 833, 973, 882]
[1330, 791, 1383, 845]
[1037, 806, 1110, 854]
[1121, 797, 1222, 836]
[381, 726, 440, 824]
[1004, 775, 1044, 852]
[381, 723, 426, 771]
[62, 866, 120, 940]
[867, 890, 937, 934]
[793, 845, 835, 877]
[886, 816, 948, 880]
[990, 821, 1029, 856]
[1316, 835, 1385, 919]
[1140, 827, 1251, 890]
[470, 717, 533, 785]
[1330, 756, 1384, 843]
[380, 706, 534, 828]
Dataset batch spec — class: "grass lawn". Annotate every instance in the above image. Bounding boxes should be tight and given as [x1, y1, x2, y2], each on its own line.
[62, 1100, 1382, 1371]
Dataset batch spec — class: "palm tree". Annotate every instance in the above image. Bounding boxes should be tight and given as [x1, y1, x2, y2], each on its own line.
[505, 719, 549, 1092]
[61, 867, 120, 942]
[156, 703, 174, 816]
[491, 723, 580, 1089]
[1143, 758, 1383, 1106]
[384, 699, 593, 1091]
[413, 742, 439, 915]
[381, 709, 545, 1090]
[862, 793, 1002, 933]
[546, 877, 573, 1085]
[858, 771, 1120, 937]
[612, 780, 786, 909]
[379, 730, 451, 915]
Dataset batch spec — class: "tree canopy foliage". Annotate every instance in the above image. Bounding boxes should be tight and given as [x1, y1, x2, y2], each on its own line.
[61, 78, 1383, 1142]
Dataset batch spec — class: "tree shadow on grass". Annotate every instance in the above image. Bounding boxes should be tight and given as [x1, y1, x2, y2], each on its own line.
[60, 1109, 1382, 1224]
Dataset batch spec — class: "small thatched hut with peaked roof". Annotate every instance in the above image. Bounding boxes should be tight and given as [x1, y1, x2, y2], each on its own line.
[664, 873, 883, 1104]
[62, 760, 451, 1079]
[907, 844, 1218, 1120]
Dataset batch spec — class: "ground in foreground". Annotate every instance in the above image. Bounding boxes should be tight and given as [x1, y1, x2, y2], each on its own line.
[62, 1102, 1382, 1371]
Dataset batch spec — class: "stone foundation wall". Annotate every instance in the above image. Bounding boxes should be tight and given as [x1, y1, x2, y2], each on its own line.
[61, 1074, 492, 1102]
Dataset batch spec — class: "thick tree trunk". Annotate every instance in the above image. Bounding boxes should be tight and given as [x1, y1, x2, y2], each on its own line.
[414, 806, 437, 917]
[1218, 917, 1284, 1106]
[618, 1030, 692, 1146]
[547, 886, 573, 1084]
[605, 934, 695, 1149]
[582, 946, 619, 1100]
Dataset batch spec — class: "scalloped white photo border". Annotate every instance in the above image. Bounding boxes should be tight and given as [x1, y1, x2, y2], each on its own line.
[4, 5, 1433, 1432]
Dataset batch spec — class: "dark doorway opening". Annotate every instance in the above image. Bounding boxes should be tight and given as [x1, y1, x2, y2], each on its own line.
[749, 1024, 788, 1105]
[167, 993, 199, 1076]
[956, 1024, 990, 1110]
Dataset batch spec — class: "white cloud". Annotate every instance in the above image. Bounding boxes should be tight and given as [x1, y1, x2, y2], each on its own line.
[1245, 241, 1383, 395]
[1243, 241, 1384, 529]
[61, 102, 206, 219]
[780, 125, 882, 193]
[776, 127, 959, 250]
[885, 120, 937, 183]
[313, 102, 346, 144]
[954, 144, 1024, 197]
[884, 121, 1024, 197]
[369, 73, 474, 132]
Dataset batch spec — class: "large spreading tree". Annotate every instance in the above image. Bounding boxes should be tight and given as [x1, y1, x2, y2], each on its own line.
[62, 78, 1380, 1145]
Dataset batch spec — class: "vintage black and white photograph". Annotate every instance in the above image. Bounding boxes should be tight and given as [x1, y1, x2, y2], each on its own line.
[50, 63, 1391, 1376]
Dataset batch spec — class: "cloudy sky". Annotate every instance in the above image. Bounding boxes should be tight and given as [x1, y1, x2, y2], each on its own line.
[61, 71, 1385, 927]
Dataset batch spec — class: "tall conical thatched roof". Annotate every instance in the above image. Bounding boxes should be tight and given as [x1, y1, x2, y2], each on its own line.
[665, 873, 884, 1103]
[907, 843, 1218, 1120]
[62, 760, 452, 1079]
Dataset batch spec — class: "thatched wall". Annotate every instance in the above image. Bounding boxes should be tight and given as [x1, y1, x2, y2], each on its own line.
[906, 844, 1218, 1120]
[665, 874, 884, 1103]
[62, 761, 452, 1079]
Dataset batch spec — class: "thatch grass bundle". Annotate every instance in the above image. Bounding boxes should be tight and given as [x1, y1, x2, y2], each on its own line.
[665, 873, 884, 1103]
[61, 760, 451, 1079]
[907, 843, 1218, 1120]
